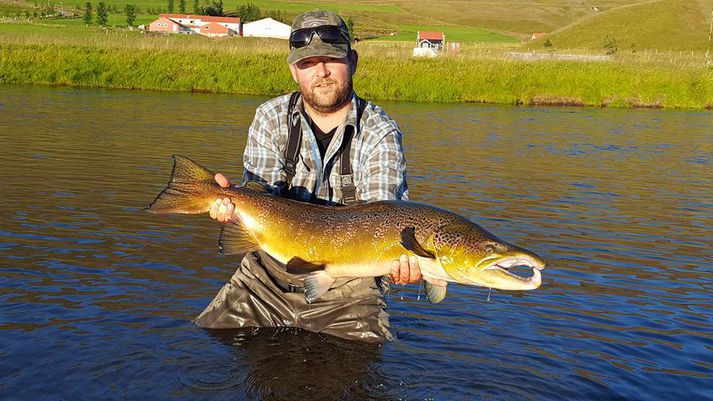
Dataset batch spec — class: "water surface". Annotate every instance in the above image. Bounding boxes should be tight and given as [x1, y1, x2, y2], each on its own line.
[0, 85, 711, 400]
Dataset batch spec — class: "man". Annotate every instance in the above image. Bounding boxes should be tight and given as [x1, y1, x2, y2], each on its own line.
[194, 10, 446, 342]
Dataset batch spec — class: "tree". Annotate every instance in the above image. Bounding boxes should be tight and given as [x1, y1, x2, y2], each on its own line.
[125, 4, 136, 26]
[95, 1, 108, 26]
[203, 0, 223, 16]
[179, 0, 186, 13]
[167, 0, 174, 13]
[83, 1, 92, 24]
[237, 2, 260, 22]
[264, 9, 285, 23]
[192, 0, 199, 14]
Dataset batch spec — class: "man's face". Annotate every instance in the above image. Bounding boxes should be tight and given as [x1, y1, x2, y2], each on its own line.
[289, 51, 357, 114]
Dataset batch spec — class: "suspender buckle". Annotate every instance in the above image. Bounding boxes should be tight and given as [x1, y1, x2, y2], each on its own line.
[339, 175, 354, 186]
[338, 174, 357, 205]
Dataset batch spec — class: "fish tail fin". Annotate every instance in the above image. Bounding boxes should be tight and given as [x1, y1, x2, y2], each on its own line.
[304, 271, 336, 304]
[146, 155, 217, 214]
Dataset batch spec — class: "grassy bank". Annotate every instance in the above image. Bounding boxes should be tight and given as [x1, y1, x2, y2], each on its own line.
[1, 24, 712, 108]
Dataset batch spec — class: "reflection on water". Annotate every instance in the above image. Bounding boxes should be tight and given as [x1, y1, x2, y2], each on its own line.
[0, 85, 711, 400]
[182, 329, 385, 400]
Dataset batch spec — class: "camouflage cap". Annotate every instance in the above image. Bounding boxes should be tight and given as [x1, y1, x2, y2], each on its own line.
[287, 10, 351, 65]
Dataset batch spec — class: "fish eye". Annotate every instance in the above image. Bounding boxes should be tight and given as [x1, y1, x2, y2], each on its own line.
[485, 244, 495, 254]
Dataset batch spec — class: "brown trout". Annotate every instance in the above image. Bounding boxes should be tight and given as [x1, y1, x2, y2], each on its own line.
[147, 155, 545, 303]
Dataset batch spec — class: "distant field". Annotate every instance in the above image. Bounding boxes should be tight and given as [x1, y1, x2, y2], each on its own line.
[528, 0, 713, 52]
[55, 0, 403, 14]
[0, 0, 645, 40]
[4, 0, 713, 50]
[39, 15, 157, 27]
[374, 24, 518, 44]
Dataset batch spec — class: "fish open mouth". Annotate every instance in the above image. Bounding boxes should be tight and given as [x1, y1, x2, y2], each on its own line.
[487, 257, 543, 279]
[478, 256, 545, 290]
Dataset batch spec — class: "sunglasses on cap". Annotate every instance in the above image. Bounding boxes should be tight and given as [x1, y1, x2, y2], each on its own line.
[289, 25, 350, 49]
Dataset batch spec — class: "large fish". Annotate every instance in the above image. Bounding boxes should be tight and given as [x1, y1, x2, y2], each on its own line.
[147, 155, 545, 303]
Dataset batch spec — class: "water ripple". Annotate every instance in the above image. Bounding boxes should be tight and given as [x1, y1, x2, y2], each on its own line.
[1, 86, 712, 400]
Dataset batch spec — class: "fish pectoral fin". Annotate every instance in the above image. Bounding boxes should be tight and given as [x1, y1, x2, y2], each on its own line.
[218, 219, 259, 255]
[424, 281, 447, 304]
[400, 227, 436, 259]
[285, 257, 325, 274]
[304, 271, 336, 304]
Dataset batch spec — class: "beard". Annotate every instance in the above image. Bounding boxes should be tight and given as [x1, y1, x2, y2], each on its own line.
[300, 77, 353, 114]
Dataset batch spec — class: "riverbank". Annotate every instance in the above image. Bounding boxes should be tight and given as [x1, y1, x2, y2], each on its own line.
[1, 25, 712, 109]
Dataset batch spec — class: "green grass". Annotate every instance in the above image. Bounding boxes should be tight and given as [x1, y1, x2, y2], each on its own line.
[1, 23, 711, 109]
[1, 1, 712, 109]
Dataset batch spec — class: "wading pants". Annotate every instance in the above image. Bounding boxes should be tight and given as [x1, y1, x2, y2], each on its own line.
[194, 251, 394, 343]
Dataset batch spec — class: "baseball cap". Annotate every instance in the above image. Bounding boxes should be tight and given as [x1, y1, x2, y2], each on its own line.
[287, 10, 352, 65]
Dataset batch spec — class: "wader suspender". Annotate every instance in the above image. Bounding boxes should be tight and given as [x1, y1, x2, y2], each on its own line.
[284, 92, 366, 205]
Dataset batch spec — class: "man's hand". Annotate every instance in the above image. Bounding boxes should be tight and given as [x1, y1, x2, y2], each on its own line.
[209, 173, 235, 223]
[390, 255, 447, 287]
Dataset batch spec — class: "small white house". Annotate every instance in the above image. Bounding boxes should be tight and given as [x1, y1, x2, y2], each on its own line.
[242, 17, 291, 39]
[417, 31, 445, 49]
[413, 31, 445, 57]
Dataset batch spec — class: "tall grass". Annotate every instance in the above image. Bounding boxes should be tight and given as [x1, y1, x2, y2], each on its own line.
[1, 25, 711, 109]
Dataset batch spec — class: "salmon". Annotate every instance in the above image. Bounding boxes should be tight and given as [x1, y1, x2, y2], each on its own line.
[147, 155, 546, 303]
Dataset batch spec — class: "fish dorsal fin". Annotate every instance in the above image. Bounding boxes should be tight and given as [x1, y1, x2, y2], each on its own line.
[285, 257, 325, 274]
[425, 281, 447, 304]
[400, 227, 436, 259]
[244, 181, 270, 193]
[219, 218, 260, 255]
[172, 155, 215, 184]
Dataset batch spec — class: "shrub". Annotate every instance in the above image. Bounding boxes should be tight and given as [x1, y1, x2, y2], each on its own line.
[604, 35, 618, 54]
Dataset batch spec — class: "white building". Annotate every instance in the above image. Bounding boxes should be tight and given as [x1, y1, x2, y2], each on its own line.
[242, 17, 291, 39]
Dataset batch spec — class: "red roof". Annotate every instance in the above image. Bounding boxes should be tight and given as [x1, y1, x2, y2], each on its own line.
[152, 16, 186, 28]
[160, 13, 240, 23]
[418, 31, 444, 41]
[201, 22, 230, 33]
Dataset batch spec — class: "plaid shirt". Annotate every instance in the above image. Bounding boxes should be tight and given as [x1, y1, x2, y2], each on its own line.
[242, 92, 409, 204]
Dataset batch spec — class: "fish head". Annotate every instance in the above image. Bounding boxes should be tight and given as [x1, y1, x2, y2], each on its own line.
[433, 222, 545, 291]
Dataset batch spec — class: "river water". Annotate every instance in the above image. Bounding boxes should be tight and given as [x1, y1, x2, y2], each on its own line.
[0, 85, 711, 400]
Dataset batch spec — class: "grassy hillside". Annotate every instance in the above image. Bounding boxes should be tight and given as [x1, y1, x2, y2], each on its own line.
[5, 0, 712, 49]
[395, 1, 626, 36]
[6, 0, 710, 50]
[3, 0, 648, 40]
[527, 0, 713, 51]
